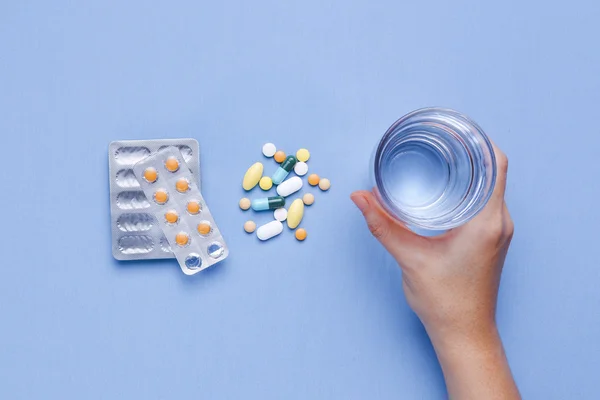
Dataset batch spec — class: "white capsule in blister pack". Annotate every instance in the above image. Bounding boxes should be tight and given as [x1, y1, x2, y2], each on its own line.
[132, 146, 228, 274]
[108, 139, 201, 261]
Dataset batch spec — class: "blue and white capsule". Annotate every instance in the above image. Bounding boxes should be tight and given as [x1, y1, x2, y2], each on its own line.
[251, 196, 286, 211]
[272, 155, 297, 185]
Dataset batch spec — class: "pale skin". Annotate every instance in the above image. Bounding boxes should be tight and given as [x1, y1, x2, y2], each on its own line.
[351, 143, 520, 400]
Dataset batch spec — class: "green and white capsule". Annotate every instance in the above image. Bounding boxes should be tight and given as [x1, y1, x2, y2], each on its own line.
[251, 196, 286, 211]
[272, 155, 297, 185]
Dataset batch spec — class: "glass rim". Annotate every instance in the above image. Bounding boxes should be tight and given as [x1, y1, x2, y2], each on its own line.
[373, 107, 497, 230]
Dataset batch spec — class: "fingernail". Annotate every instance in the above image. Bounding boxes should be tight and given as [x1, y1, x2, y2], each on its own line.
[350, 193, 369, 213]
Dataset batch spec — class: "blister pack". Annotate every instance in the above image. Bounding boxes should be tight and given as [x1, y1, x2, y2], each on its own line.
[132, 146, 228, 275]
[108, 139, 201, 260]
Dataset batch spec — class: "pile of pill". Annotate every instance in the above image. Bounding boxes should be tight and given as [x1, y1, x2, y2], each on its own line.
[239, 143, 331, 242]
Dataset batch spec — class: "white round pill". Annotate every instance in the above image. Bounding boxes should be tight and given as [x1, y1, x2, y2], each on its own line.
[274, 208, 288, 221]
[294, 161, 308, 176]
[262, 143, 277, 157]
[276, 176, 303, 197]
[256, 220, 284, 241]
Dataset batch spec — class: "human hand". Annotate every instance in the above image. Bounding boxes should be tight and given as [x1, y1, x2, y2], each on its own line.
[351, 143, 519, 399]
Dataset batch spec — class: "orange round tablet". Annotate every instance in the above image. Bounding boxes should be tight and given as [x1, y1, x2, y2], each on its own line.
[165, 210, 179, 224]
[187, 200, 201, 215]
[176, 178, 189, 193]
[165, 157, 179, 172]
[143, 167, 158, 183]
[175, 232, 190, 247]
[274, 151, 286, 163]
[308, 174, 320, 186]
[153, 189, 169, 204]
[295, 228, 307, 241]
[197, 222, 212, 236]
[175, 232, 189, 247]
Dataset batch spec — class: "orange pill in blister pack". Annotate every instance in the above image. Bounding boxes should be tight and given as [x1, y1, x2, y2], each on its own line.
[143, 167, 158, 183]
[187, 200, 201, 215]
[165, 210, 179, 224]
[175, 232, 190, 247]
[176, 177, 190, 193]
[165, 156, 179, 172]
[153, 189, 169, 205]
[197, 221, 212, 236]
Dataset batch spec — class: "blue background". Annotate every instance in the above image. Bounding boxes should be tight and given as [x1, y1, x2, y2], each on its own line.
[1, 0, 599, 398]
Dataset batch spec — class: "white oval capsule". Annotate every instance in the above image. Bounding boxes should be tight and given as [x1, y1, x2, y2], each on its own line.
[276, 176, 303, 197]
[256, 220, 284, 241]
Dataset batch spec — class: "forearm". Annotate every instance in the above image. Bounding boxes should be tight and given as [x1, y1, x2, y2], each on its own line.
[430, 325, 520, 400]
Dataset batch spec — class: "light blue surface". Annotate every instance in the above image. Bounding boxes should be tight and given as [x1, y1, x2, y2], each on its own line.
[1, 1, 599, 398]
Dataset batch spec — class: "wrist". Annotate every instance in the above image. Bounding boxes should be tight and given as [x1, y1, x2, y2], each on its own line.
[426, 319, 500, 358]
[426, 322, 520, 399]
[428, 321, 506, 382]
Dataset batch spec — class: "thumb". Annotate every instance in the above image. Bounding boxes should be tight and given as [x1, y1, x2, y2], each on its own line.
[350, 190, 421, 260]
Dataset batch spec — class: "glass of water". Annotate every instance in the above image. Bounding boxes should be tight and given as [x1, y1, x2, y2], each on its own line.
[371, 107, 497, 233]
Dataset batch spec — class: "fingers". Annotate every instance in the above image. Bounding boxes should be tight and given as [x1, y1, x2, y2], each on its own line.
[350, 190, 391, 241]
[350, 190, 423, 260]
[451, 140, 509, 234]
